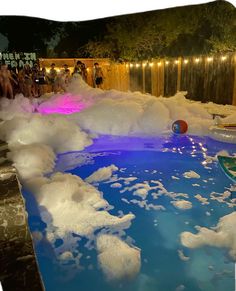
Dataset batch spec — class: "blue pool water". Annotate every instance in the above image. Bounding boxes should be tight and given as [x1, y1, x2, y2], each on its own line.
[23, 135, 236, 291]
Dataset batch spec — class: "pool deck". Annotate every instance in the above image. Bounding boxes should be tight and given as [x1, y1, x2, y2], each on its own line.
[0, 140, 45, 291]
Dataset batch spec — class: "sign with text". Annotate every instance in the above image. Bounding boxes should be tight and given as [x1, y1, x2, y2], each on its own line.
[0, 52, 37, 68]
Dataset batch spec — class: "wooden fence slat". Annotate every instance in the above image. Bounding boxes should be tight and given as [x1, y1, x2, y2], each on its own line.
[177, 57, 182, 92]
[233, 54, 236, 106]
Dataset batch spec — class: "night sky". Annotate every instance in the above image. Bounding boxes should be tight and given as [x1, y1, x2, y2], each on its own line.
[0, 15, 109, 56]
[0, 1, 235, 58]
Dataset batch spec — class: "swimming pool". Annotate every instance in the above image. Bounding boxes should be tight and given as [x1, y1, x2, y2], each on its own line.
[23, 134, 236, 291]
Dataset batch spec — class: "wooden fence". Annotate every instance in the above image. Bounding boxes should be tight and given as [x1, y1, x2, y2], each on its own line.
[39, 53, 236, 105]
[128, 53, 236, 105]
[39, 58, 129, 92]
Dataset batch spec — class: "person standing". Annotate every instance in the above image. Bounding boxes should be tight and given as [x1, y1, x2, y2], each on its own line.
[38, 67, 48, 96]
[72, 60, 82, 77]
[9, 65, 19, 96]
[81, 63, 88, 83]
[93, 62, 104, 88]
[48, 63, 57, 93]
[64, 69, 71, 88]
[23, 64, 33, 98]
[17, 68, 25, 95]
[32, 63, 40, 97]
[0, 64, 16, 99]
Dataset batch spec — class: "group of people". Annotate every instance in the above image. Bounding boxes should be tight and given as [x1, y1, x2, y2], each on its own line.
[0, 60, 104, 99]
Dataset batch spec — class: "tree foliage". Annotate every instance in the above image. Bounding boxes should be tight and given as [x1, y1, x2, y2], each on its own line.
[0, 16, 62, 56]
[83, 1, 236, 60]
[0, 1, 235, 59]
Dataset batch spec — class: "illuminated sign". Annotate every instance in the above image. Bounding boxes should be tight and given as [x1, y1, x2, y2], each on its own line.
[0, 52, 37, 67]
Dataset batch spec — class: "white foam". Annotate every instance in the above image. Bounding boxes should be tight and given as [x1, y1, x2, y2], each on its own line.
[0, 94, 35, 120]
[202, 150, 230, 166]
[133, 188, 149, 199]
[35, 172, 135, 237]
[96, 234, 141, 281]
[194, 194, 209, 205]
[72, 90, 214, 136]
[0, 114, 92, 153]
[8, 143, 55, 180]
[177, 249, 190, 261]
[180, 212, 236, 260]
[183, 171, 200, 179]
[31, 231, 43, 244]
[2, 77, 236, 138]
[59, 251, 74, 261]
[110, 182, 122, 188]
[130, 199, 165, 211]
[172, 200, 192, 210]
[210, 190, 234, 207]
[172, 176, 180, 180]
[85, 164, 118, 183]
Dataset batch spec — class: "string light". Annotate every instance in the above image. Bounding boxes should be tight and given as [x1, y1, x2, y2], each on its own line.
[127, 54, 227, 68]
[207, 57, 213, 62]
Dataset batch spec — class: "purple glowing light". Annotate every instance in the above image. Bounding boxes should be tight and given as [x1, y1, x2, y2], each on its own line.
[37, 93, 91, 115]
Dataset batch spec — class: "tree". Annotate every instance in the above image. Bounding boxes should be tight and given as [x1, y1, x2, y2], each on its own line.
[83, 1, 236, 60]
[0, 16, 63, 56]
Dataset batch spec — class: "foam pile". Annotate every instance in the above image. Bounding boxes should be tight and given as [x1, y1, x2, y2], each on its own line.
[65, 77, 235, 136]
[34, 173, 135, 238]
[183, 170, 200, 179]
[2, 76, 236, 137]
[8, 144, 55, 180]
[1, 74, 235, 280]
[180, 212, 236, 260]
[0, 94, 35, 120]
[72, 92, 214, 136]
[171, 200, 193, 210]
[37, 92, 91, 115]
[96, 234, 141, 281]
[85, 164, 118, 183]
[0, 92, 142, 279]
[0, 114, 92, 153]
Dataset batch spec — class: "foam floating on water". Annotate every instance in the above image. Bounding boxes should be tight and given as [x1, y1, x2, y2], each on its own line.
[183, 171, 200, 179]
[85, 164, 118, 183]
[34, 173, 135, 238]
[172, 200, 193, 210]
[0, 114, 92, 153]
[96, 234, 141, 282]
[180, 212, 236, 260]
[8, 143, 55, 180]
